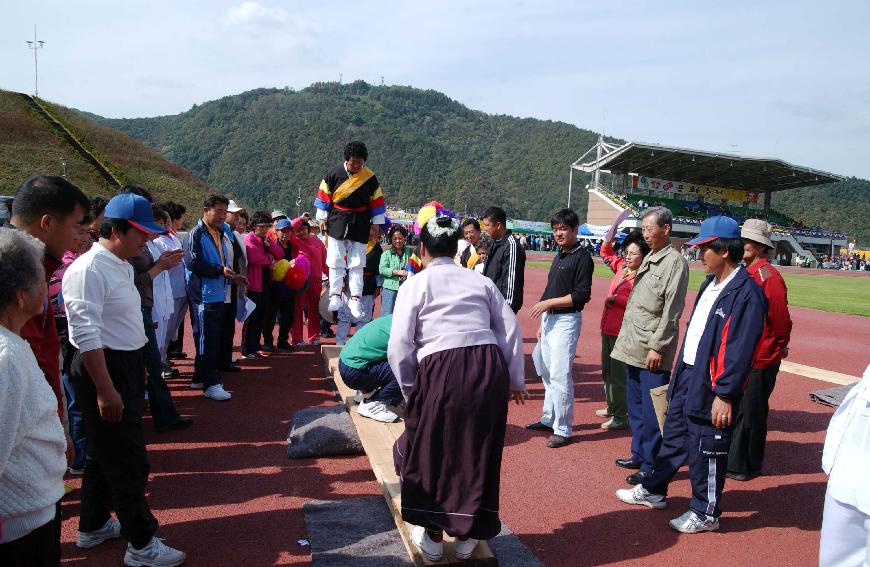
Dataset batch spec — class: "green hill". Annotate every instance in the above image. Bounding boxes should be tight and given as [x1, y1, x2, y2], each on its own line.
[0, 89, 214, 221]
[81, 81, 870, 244]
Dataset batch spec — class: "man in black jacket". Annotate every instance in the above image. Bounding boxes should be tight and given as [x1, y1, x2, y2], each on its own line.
[481, 207, 525, 313]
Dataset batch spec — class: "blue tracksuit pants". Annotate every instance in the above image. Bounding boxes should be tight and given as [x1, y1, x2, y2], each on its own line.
[626, 364, 670, 473]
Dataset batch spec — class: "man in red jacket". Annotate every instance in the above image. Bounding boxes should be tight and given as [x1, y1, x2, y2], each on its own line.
[727, 219, 792, 480]
[11, 176, 89, 441]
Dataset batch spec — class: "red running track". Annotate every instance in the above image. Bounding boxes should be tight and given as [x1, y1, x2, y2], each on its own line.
[59, 266, 865, 566]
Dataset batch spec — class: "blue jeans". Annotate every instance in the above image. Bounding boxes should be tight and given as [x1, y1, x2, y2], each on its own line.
[625, 364, 670, 473]
[380, 287, 398, 316]
[336, 294, 375, 345]
[538, 312, 581, 438]
[338, 359, 403, 406]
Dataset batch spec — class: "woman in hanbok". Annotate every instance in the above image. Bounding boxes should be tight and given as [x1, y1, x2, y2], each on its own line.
[388, 202, 526, 562]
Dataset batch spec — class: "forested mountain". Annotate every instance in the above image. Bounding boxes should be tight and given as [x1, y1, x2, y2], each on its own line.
[86, 81, 870, 243]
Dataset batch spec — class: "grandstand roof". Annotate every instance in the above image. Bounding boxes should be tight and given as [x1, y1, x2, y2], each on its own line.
[573, 141, 844, 192]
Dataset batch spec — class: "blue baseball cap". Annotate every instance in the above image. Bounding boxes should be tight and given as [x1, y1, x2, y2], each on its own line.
[274, 218, 292, 230]
[686, 216, 741, 246]
[104, 193, 166, 235]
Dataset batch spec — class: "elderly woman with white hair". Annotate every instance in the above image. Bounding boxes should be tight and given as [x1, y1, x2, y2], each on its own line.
[0, 228, 67, 565]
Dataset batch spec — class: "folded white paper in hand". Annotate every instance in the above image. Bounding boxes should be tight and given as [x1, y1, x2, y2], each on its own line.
[237, 296, 256, 322]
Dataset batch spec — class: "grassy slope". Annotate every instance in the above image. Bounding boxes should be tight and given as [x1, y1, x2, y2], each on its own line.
[0, 90, 214, 222]
[527, 260, 869, 317]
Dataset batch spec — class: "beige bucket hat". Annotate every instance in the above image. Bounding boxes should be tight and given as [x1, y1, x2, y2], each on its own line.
[741, 219, 774, 248]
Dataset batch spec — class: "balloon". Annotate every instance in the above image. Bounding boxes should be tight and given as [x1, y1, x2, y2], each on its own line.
[294, 254, 311, 278]
[272, 259, 290, 282]
[283, 265, 307, 290]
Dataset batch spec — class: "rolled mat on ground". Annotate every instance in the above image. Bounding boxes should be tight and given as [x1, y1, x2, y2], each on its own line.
[287, 405, 365, 458]
[809, 383, 856, 408]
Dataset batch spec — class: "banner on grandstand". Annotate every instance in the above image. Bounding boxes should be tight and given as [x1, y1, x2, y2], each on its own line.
[508, 219, 552, 234]
[631, 175, 758, 204]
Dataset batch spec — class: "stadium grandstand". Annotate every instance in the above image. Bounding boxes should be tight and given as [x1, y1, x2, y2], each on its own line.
[571, 138, 847, 265]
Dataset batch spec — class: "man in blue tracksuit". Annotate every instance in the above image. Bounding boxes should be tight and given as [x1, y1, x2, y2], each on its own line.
[183, 194, 245, 402]
[616, 216, 767, 533]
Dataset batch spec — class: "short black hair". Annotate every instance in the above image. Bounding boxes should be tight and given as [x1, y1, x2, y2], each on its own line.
[163, 201, 187, 221]
[481, 206, 506, 225]
[420, 217, 460, 258]
[550, 208, 579, 229]
[99, 218, 133, 238]
[237, 209, 249, 223]
[203, 194, 230, 209]
[461, 218, 480, 232]
[706, 237, 744, 264]
[622, 231, 651, 257]
[12, 175, 90, 225]
[152, 204, 170, 224]
[90, 196, 109, 219]
[388, 225, 408, 239]
[251, 211, 272, 226]
[344, 141, 368, 161]
[118, 184, 153, 203]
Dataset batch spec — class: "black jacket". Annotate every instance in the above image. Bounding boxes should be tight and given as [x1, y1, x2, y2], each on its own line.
[483, 231, 526, 313]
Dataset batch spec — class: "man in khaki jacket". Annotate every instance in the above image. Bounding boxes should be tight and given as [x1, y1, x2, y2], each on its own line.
[611, 206, 689, 485]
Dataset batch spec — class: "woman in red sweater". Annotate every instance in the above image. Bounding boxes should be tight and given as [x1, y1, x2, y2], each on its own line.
[598, 231, 649, 430]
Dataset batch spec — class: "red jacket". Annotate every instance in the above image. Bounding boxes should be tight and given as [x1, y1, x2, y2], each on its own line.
[747, 258, 792, 369]
[20, 253, 64, 420]
[599, 242, 637, 336]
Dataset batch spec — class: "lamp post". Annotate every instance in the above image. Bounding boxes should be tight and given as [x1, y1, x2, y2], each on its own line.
[60, 157, 68, 178]
[295, 185, 302, 217]
[25, 25, 45, 97]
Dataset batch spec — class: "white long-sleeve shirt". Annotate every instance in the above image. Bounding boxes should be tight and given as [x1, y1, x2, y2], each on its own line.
[0, 325, 66, 543]
[822, 364, 870, 515]
[387, 256, 525, 399]
[147, 238, 175, 323]
[62, 242, 147, 353]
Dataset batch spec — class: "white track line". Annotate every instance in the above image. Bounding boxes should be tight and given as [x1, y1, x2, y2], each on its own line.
[780, 361, 860, 385]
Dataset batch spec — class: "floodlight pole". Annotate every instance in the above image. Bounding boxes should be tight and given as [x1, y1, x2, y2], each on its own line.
[25, 25, 45, 97]
[567, 168, 574, 208]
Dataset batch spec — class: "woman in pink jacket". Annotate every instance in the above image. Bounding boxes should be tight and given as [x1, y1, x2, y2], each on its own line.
[242, 211, 284, 359]
[598, 231, 649, 430]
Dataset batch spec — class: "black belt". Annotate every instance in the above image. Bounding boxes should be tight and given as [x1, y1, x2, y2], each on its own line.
[549, 308, 579, 315]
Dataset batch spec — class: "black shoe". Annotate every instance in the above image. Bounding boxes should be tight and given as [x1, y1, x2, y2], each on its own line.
[277, 341, 293, 351]
[156, 418, 193, 433]
[626, 470, 649, 485]
[262, 344, 276, 353]
[547, 435, 571, 448]
[167, 352, 188, 360]
[219, 364, 241, 372]
[321, 329, 335, 339]
[615, 457, 643, 470]
[726, 471, 757, 481]
[526, 421, 554, 432]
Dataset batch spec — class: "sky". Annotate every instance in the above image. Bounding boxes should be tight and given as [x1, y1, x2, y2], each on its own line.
[2, 0, 869, 178]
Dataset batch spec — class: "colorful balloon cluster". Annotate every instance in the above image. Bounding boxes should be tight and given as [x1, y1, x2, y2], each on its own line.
[271, 254, 312, 291]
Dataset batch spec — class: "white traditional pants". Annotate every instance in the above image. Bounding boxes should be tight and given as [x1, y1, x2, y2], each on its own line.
[326, 238, 367, 300]
[819, 492, 870, 566]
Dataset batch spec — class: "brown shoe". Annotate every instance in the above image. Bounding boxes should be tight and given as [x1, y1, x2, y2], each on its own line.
[547, 435, 571, 448]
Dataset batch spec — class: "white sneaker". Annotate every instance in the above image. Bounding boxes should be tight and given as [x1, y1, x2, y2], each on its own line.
[668, 510, 720, 533]
[357, 399, 399, 423]
[410, 526, 443, 561]
[77, 517, 121, 548]
[348, 297, 365, 319]
[615, 484, 667, 509]
[454, 537, 479, 560]
[327, 294, 342, 311]
[124, 537, 186, 566]
[203, 384, 231, 401]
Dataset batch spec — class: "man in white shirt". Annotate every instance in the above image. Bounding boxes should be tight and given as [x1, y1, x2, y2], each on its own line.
[616, 216, 766, 534]
[63, 193, 186, 566]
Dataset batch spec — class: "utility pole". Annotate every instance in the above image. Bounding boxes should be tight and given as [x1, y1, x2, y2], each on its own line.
[60, 157, 68, 178]
[295, 185, 302, 217]
[25, 25, 45, 97]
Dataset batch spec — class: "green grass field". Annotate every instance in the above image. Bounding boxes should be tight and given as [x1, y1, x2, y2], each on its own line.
[527, 261, 870, 317]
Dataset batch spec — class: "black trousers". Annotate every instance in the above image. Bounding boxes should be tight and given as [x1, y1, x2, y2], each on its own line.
[219, 297, 237, 369]
[141, 307, 181, 429]
[70, 348, 158, 549]
[727, 363, 780, 475]
[242, 290, 269, 354]
[190, 302, 224, 389]
[168, 318, 184, 355]
[0, 502, 61, 566]
[263, 294, 293, 346]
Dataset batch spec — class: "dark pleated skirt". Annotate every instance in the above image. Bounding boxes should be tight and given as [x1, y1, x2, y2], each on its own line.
[393, 343, 509, 540]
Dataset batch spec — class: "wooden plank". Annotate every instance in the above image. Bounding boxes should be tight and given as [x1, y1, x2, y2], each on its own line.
[322, 347, 498, 566]
[780, 360, 860, 385]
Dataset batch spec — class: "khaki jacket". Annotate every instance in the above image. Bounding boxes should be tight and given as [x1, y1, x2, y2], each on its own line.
[610, 243, 689, 370]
